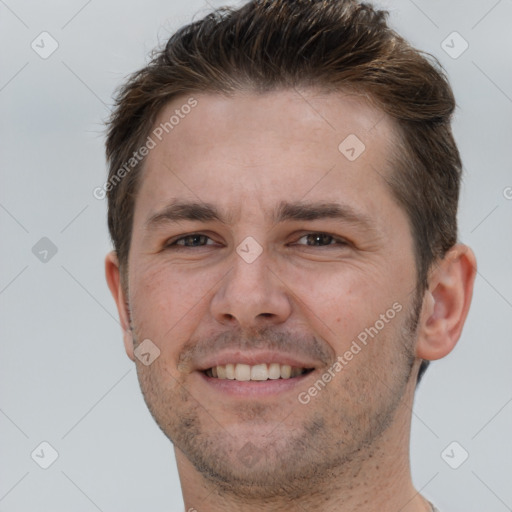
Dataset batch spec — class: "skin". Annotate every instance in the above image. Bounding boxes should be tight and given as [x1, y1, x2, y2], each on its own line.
[106, 89, 476, 512]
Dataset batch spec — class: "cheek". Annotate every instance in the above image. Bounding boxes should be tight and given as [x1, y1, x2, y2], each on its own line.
[277, 257, 413, 373]
[130, 266, 197, 339]
[128, 261, 219, 346]
[277, 261, 389, 334]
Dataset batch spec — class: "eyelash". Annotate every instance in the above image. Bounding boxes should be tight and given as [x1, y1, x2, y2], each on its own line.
[165, 232, 349, 249]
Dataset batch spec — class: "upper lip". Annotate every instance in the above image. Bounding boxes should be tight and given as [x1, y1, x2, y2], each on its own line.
[194, 350, 320, 372]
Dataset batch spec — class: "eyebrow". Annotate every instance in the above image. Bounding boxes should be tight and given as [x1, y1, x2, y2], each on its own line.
[145, 200, 375, 231]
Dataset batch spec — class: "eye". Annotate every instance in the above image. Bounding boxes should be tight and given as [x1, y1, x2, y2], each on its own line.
[166, 233, 216, 248]
[164, 232, 348, 250]
[295, 232, 348, 247]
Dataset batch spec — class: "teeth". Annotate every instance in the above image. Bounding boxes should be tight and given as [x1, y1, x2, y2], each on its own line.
[217, 365, 227, 379]
[290, 367, 302, 378]
[207, 363, 309, 381]
[268, 363, 281, 380]
[251, 364, 269, 380]
[225, 363, 235, 379]
[235, 364, 251, 381]
[280, 364, 291, 379]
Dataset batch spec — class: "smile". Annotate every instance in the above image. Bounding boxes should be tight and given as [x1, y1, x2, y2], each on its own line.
[204, 363, 314, 381]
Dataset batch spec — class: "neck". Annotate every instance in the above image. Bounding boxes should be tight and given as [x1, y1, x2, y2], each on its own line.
[177, 383, 432, 512]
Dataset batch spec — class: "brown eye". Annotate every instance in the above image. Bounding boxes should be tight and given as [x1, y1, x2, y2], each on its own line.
[296, 233, 346, 247]
[169, 234, 213, 247]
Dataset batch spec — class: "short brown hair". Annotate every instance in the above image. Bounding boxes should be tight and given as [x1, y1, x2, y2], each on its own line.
[106, 0, 462, 384]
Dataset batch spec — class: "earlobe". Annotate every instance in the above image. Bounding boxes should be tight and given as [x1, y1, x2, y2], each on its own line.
[122, 329, 135, 360]
[105, 251, 135, 361]
[416, 244, 477, 362]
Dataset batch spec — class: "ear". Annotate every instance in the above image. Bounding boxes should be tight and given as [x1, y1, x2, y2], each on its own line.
[105, 251, 135, 361]
[415, 244, 477, 361]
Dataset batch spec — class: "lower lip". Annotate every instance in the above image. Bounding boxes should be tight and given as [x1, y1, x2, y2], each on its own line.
[197, 370, 315, 398]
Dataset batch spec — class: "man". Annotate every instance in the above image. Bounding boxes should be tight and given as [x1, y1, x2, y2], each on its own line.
[104, 1, 476, 510]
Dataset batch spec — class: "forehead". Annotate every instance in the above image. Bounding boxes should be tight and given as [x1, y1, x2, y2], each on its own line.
[135, 89, 399, 224]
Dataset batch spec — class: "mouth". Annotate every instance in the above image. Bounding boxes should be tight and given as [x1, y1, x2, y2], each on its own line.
[192, 350, 322, 397]
[203, 363, 315, 381]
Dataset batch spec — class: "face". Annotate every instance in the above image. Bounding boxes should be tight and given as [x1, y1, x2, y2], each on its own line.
[117, 90, 424, 497]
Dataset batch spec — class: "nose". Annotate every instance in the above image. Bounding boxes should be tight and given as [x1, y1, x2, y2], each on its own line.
[210, 247, 292, 329]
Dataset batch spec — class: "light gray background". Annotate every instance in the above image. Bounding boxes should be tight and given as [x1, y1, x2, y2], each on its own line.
[1, 0, 511, 511]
